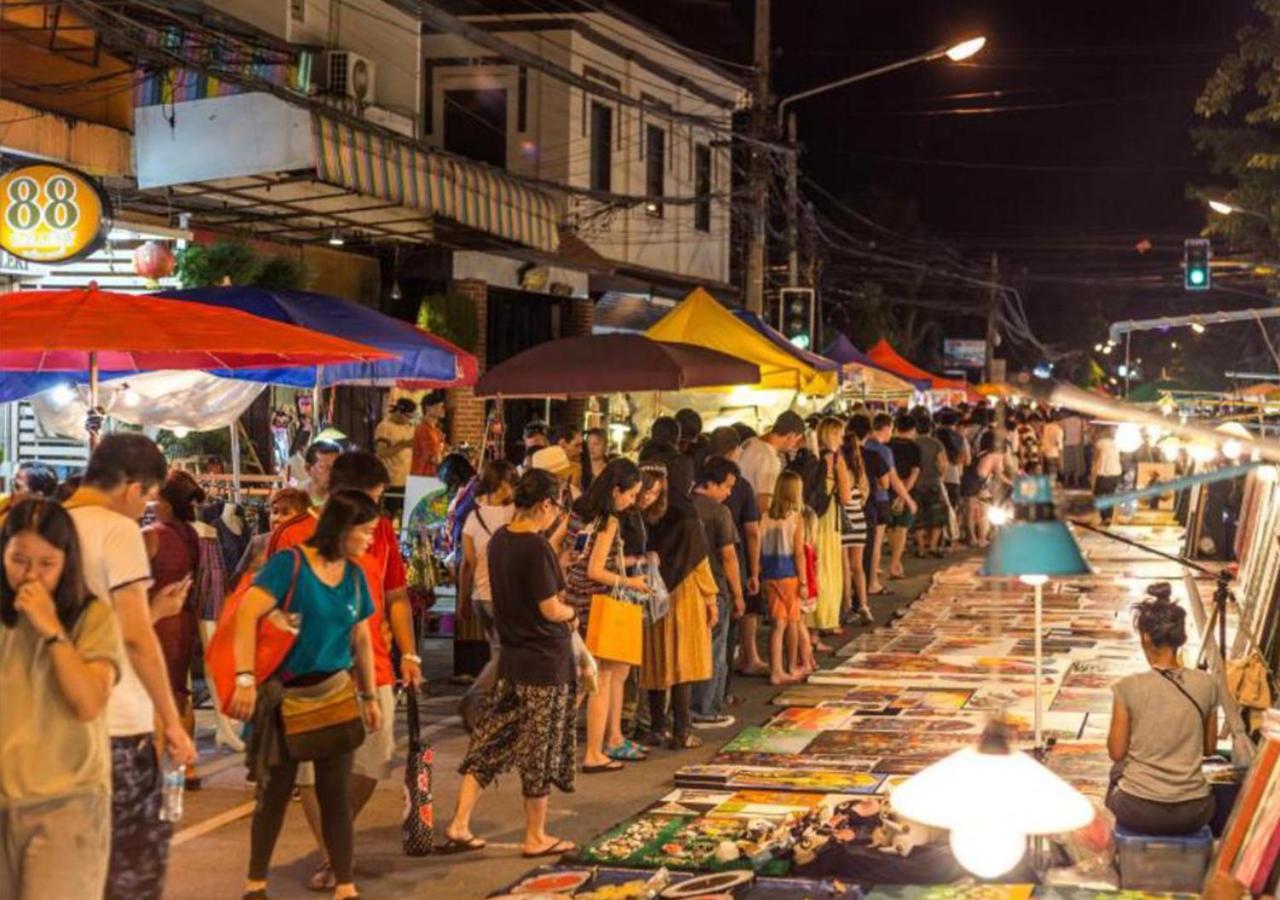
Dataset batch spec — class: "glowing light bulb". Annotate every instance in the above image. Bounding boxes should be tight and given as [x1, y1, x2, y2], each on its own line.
[120, 386, 140, 407]
[1114, 423, 1143, 454]
[987, 505, 1011, 527]
[1191, 322, 1206, 334]
[1222, 439, 1243, 461]
[1160, 441, 1180, 462]
[1189, 444, 1216, 464]
[172, 426, 191, 439]
[50, 384, 75, 407]
[949, 825, 1027, 879]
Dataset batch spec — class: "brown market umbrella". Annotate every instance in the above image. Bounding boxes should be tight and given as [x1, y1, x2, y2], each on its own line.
[475, 333, 760, 398]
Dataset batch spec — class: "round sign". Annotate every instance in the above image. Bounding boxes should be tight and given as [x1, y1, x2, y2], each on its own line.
[0, 163, 111, 263]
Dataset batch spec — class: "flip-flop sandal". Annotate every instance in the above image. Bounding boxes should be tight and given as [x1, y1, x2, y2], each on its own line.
[522, 839, 575, 859]
[582, 761, 625, 774]
[605, 742, 647, 761]
[307, 861, 336, 892]
[435, 835, 487, 854]
[622, 738, 649, 754]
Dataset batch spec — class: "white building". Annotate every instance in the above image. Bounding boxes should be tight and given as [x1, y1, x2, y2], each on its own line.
[419, 3, 747, 295]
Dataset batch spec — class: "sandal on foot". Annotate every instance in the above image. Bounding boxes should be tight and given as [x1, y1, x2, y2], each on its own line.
[582, 760, 625, 774]
[522, 839, 575, 859]
[307, 862, 336, 892]
[435, 835, 487, 854]
[668, 733, 704, 750]
[605, 741, 647, 761]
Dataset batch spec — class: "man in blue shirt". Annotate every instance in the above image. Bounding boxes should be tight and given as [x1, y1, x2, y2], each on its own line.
[860, 413, 917, 595]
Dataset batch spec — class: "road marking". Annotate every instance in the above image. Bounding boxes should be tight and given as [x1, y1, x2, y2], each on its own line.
[178, 715, 466, 846]
[172, 800, 256, 846]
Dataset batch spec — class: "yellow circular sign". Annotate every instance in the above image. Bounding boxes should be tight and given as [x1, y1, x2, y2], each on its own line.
[0, 163, 110, 263]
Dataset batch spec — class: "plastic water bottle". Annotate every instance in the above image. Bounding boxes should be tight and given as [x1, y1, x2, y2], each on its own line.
[159, 765, 185, 823]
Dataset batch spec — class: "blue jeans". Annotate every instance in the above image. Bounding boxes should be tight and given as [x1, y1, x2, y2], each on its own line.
[691, 591, 732, 718]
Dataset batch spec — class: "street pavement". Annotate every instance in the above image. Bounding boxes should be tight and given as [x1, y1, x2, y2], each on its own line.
[167, 550, 968, 899]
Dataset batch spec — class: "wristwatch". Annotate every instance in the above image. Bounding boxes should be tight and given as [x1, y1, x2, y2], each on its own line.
[234, 672, 255, 688]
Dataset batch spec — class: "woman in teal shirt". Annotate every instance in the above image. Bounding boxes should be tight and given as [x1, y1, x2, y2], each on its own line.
[229, 490, 381, 900]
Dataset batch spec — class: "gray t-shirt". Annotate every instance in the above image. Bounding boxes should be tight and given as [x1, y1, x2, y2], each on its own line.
[692, 493, 737, 599]
[1114, 667, 1218, 802]
[914, 435, 946, 490]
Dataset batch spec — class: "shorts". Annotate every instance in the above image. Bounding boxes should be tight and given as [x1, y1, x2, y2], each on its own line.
[864, 498, 890, 530]
[886, 500, 916, 530]
[765, 578, 801, 622]
[296, 684, 396, 786]
[2, 790, 111, 900]
[912, 485, 948, 529]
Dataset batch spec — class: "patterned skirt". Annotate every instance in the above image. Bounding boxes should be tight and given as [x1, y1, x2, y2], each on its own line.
[841, 487, 869, 546]
[458, 679, 577, 798]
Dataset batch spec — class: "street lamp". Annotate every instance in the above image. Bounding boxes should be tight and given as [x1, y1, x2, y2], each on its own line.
[775, 34, 986, 289]
[776, 35, 988, 127]
[1207, 199, 1269, 220]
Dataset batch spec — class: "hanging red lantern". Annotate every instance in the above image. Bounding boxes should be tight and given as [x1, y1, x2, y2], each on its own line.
[133, 241, 175, 282]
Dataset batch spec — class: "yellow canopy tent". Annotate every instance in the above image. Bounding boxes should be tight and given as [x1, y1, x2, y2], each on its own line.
[645, 288, 838, 396]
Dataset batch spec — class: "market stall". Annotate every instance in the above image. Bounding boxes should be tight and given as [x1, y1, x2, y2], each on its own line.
[865, 338, 973, 402]
[823, 334, 927, 402]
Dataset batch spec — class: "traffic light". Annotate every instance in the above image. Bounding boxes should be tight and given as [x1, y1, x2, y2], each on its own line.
[779, 287, 815, 350]
[1184, 238, 1211, 291]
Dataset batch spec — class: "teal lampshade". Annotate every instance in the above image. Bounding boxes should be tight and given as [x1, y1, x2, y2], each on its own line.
[980, 520, 1092, 578]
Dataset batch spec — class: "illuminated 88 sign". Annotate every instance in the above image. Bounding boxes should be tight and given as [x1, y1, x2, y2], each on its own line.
[0, 163, 109, 263]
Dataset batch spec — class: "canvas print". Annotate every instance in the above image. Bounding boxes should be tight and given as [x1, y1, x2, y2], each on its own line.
[864, 887, 1034, 900]
[719, 727, 821, 756]
[768, 707, 855, 731]
[675, 764, 885, 795]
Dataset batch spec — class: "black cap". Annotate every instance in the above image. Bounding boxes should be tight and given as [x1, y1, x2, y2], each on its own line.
[773, 410, 805, 436]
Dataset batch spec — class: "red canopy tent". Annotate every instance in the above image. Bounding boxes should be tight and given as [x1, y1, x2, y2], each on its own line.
[866, 339, 973, 396]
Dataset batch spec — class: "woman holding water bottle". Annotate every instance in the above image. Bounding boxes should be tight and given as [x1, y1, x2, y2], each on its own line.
[0, 499, 124, 899]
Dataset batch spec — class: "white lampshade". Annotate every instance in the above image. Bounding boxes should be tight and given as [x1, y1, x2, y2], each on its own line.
[891, 744, 1094, 837]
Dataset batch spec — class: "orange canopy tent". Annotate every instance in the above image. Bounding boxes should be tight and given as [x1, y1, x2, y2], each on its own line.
[866, 339, 972, 395]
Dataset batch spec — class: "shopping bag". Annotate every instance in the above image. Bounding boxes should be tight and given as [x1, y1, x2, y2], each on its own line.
[204, 548, 303, 717]
[402, 688, 434, 856]
[584, 592, 643, 666]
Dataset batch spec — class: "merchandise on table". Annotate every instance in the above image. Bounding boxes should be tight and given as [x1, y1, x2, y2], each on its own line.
[490, 865, 861, 899]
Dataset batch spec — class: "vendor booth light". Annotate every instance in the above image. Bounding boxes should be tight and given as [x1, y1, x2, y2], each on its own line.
[1093, 343, 1103, 352]
[1114, 423, 1143, 454]
[49, 384, 76, 407]
[328, 229, 345, 246]
[1189, 444, 1217, 464]
[981, 475, 1090, 752]
[1102, 345, 1113, 355]
[1191, 321, 1206, 334]
[1223, 439, 1244, 461]
[892, 720, 1095, 880]
[119, 384, 140, 407]
[1160, 440, 1181, 462]
[986, 505, 1011, 527]
[171, 426, 191, 439]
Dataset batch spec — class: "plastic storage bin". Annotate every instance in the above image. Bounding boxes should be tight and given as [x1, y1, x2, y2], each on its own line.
[1114, 824, 1213, 891]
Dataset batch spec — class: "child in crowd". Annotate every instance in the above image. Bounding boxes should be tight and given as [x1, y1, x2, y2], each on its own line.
[796, 508, 820, 676]
[760, 472, 807, 685]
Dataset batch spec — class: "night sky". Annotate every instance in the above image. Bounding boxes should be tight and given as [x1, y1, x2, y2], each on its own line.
[638, 0, 1268, 381]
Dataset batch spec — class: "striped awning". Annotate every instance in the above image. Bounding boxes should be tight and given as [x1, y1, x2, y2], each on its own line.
[313, 114, 560, 253]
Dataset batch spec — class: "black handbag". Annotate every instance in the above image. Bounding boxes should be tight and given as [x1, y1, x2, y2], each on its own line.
[402, 687, 434, 856]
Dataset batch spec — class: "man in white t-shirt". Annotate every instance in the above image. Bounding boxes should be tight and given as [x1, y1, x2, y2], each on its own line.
[1092, 427, 1124, 525]
[455, 461, 519, 730]
[65, 433, 194, 900]
[734, 410, 806, 674]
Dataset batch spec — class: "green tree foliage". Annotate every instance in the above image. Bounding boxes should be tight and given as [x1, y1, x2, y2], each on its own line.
[175, 241, 310, 290]
[416, 293, 479, 351]
[1193, 0, 1280, 259]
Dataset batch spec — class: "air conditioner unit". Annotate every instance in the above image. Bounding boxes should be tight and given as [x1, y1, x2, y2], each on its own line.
[324, 50, 375, 105]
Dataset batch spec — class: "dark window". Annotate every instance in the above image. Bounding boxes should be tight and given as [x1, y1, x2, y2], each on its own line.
[645, 124, 665, 218]
[590, 102, 612, 191]
[443, 88, 508, 169]
[694, 144, 711, 232]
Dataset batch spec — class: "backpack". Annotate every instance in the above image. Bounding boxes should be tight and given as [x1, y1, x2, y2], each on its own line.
[786, 448, 835, 518]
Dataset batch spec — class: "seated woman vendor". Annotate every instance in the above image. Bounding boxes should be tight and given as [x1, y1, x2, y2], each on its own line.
[1107, 596, 1219, 835]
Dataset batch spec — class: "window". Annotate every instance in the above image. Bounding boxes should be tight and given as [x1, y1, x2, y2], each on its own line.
[694, 144, 711, 232]
[590, 102, 612, 192]
[290, 0, 305, 22]
[443, 88, 508, 169]
[645, 124, 665, 218]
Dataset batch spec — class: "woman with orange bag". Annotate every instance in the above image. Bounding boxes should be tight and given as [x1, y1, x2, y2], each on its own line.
[566, 458, 651, 773]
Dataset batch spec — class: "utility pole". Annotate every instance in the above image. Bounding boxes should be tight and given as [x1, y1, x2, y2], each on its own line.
[983, 251, 999, 383]
[745, 0, 771, 314]
[785, 112, 799, 287]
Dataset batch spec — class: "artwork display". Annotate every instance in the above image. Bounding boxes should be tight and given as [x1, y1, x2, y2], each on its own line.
[557, 491, 1260, 894]
[491, 866, 860, 900]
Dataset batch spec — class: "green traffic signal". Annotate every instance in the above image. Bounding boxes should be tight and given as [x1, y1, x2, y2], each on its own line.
[1183, 238, 1211, 291]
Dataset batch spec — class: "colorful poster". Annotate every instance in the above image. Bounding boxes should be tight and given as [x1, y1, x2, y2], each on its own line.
[768, 707, 855, 731]
[675, 764, 885, 795]
[719, 727, 821, 756]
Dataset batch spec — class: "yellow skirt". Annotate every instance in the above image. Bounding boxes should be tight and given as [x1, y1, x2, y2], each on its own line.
[809, 499, 844, 631]
[639, 559, 717, 690]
